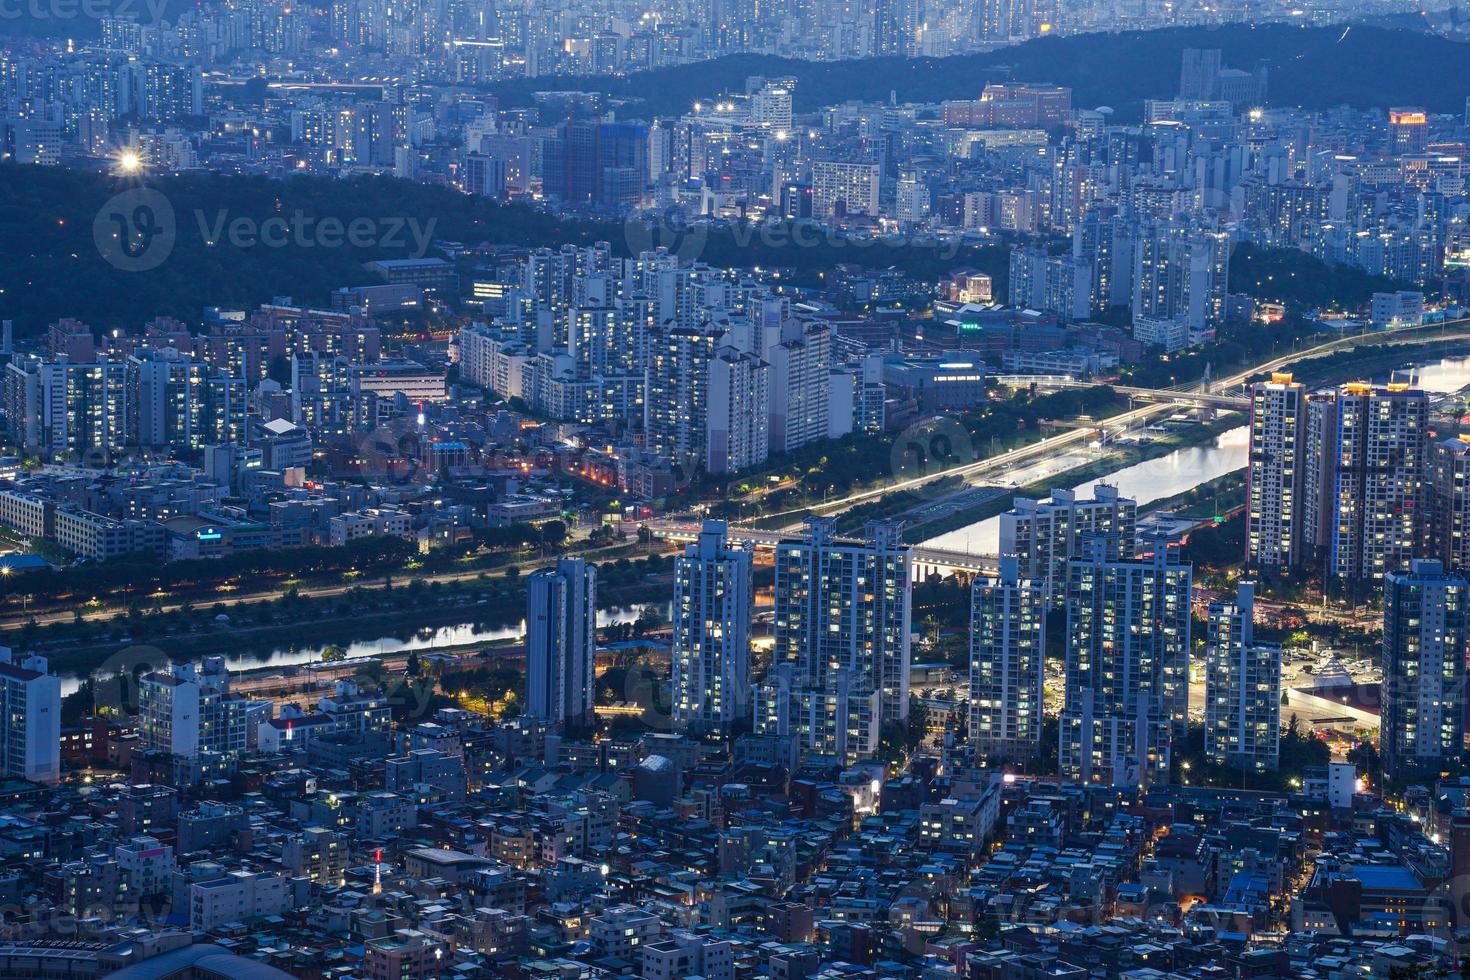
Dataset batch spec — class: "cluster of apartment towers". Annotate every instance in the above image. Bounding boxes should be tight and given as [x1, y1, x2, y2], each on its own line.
[523, 507, 1205, 788]
[520, 371, 1470, 787]
[1247, 372, 1470, 776]
[517, 372, 1470, 786]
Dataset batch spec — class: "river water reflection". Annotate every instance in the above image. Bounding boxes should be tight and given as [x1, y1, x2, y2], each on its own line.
[920, 354, 1470, 556]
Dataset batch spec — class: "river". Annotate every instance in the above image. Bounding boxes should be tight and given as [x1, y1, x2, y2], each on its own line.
[919, 354, 1470, 557]
[60, 354, 1470, 693]
[58, 601, 671, 695]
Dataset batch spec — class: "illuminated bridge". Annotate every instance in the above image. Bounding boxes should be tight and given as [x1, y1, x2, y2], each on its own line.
[646, 522, 996, 578]
[989, 375, 1249, 411]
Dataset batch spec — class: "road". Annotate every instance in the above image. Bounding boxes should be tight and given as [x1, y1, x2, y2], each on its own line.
[9, 319, 1470, 630]
[760, 318, 1470, 529]
[0, 541, 673, 632]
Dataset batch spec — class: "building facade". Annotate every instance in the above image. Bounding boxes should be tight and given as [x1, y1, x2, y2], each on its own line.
[526, 558, 598, 731]
[671, 521, 753, 734]
[1381, 559, 1468, 772]
[968, 557, 1046, 762]
[1059, 538, 1192, 787]
[1204, 582, 1281, 772]
[1246, 373, 1307, 573]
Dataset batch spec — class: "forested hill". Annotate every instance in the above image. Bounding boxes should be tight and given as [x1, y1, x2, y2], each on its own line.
[0, 165, 1009, 335]
[487, 24, 1470, 119]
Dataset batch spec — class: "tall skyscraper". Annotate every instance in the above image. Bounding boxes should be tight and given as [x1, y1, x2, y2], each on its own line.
[1305, 382, 1429, 584]
[766, 320, 832, 455]
[526, 558, 598, 731]
[968, 556, 1045, 762]
[1245, 373, 1307, 573]
[672, 521, 753, 734]
[1178, 47, 1223, 100]
[706, 347, 769, 474]
[543, 120, 649, 206]
[1381, 559, 1468, 772]
[1059, 537, 1192, 787]
[0, 648, 60, 784]
[645, 322, 724, 476]
[753, 518, 911, 762]
[751, 83, 794, 132]
[1204, 582, 1281, 772]
[999, 485, 1136, 605]
[1430, 434, 1470, 573]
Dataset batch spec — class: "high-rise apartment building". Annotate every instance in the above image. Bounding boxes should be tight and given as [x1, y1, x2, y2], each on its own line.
[645, 323, 724, 475]
[810, 160, 880, 220]
[968, 557, 1046, 762]
[1246, 373, 1307, 573]
[39, 357, 129, 460]
[1430, 434, 1470, 573]
[526, 558, 598, 731]
[999, 485, 1136, 604]
[1381, 559, 1468, 772]
[1305, 382, 1428, 584]
[672, 521, 753, 734]
[1204, 582, 1280, 772]
[766, 320, 831, 455]
[753, 518, 911, 762]
[1131, 223, 1229, 338]
[706, 348, 769, 474]
[1059, 537, 1192, 787]
[753, 664, 880, 764]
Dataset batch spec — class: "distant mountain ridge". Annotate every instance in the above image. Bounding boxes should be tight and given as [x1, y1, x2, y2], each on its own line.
[487, 24, 1470, 119]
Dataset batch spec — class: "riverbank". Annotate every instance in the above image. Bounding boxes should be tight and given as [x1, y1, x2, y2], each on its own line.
[1143, 470, 1248, 521]
[1280, 336, 1470, 388]
[916, 346, 1470, 553]
[37, 564, 674, 685]
[904, 414, 1246, 544]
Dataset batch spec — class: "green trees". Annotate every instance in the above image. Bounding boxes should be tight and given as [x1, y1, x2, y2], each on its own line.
[0, 165, 1006, 335]
[1229, 243, 1417, 310]
[0, 536, 415, 609]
